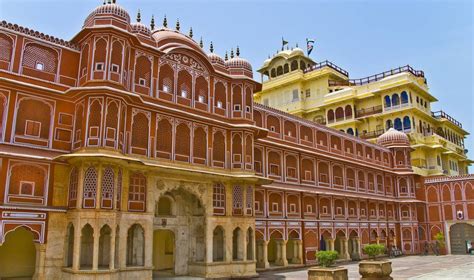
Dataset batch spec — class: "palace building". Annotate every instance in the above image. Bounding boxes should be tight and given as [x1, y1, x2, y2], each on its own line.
[0, 1, 473, 279]
[254, 48, 472, 177]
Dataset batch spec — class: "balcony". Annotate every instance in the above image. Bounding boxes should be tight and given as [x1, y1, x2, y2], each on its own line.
[303, 60, 349, 77]
[355, 105, 383, 118]
[359, 129, 385, 139]
[328, 65, 426, 87]
[432, 110, 463, 129]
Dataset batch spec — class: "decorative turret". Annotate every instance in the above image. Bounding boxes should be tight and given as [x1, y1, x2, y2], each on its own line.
[377, 128, 412, 170]
[130, 9, 151, 36]
[163, 15, 168, 28]
[199, 37, 203, 48]
[189, 27, 193, 38]
[175, 19, 180, 31]
[225, 46, 253, 78]
[150, 15, 155, 30]
[207, 41, 225, 67]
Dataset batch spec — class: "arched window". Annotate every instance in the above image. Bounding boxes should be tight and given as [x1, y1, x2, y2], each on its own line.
[175, 123, 190, 161]
[276, 66, 283, 76]
[300, 60, 306, 70]
[394, 118, 402, 131]
[384, 95, 391, 108]
[80, 224, 94, 269]
[195, 76, 208, 106]
[327, 109, 335, 122]
[386, 119, 393, 130]
[127, 224, 145, 266]
[213, 226, 225, 261]
[79, 43, 89, 79]
[131, 112, 149, 156]
[68, 167, 78, 208]
[22, 43, 59, 80]
[347, 128, 354, 135]
[134, 55, 152, 90]
[345, 105, 352, 119]
[335, 107, 344, 120]
[156, 118, 172, 159]
[156, 196, 173, 216]
[101, 167, 114, 209]
[0, 33, 14, 69]
[15, 98, 52, 143]
[271, 68, 276, 77]
[232, 85, 242, 113]
[177, 70, 192, 99]
[212, 130, 225, 167]
[267, 115, 281, 133]
[403, 116, 411, 130]
[83, 167, 98, 208]
[232, 227, 244, 260]
[232, 133, 243, 165]
[245, 87, 252, 113]
[104, 100, 119, 148]
[401, 91, 409, 104]
[65, 224, 74, 267]
[392, 94, 400, 106]
[159, 64, 174, 94]
[290, 60, 298, 71]
[109, 40, 123, 81]
[193, 126, 207, 164]
[246, 228, 254, 260]
[99, 225, 112, 268]
[214, 82, 226, 114]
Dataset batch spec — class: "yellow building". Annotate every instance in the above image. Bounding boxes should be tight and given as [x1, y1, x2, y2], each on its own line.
[254, 48, 472, 176]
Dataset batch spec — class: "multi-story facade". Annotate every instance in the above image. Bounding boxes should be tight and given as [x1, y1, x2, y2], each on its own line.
[255, 48, 472, 177]
[0, 1, 472, 280]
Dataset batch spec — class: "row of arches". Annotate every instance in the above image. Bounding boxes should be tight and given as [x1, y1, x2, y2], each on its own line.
[262, 59, 309, 79]
[384, 91, 409, 108]
[386, 116, 412, 131]
[65, 223, 144, 270]
[327, 105, 353, 123]
[213, 226, 254, 262]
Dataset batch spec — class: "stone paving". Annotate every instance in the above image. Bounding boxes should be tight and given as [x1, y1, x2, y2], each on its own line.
[255, 255, 474, 280]
[154, 255, 474, 279]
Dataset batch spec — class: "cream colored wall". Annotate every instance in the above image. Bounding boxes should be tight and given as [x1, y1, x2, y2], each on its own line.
[0, 227, 37, 278]
[153, 230, 174, 271]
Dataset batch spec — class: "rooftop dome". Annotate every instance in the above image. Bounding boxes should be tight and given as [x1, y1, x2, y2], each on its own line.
[207, 42, 225, 67]
[130, 10, 151, 36]
[291, 47, 305, 56]
[225, 48, 252, 72]
[84, 1, 131, 28]
[376, 128, 410, 148]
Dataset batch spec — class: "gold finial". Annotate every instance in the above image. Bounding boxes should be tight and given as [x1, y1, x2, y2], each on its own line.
[163, 15, 168, 28]
[210, 41, 214, 53]
[199, 37, 203, 48]
[189, 27, 193, 38]
[175, 19, 180, 31]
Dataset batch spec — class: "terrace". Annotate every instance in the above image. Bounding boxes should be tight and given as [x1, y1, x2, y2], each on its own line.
[303, 60, 349, 77]
[328, 65, 426, 87]
[432, 110, 463, 129]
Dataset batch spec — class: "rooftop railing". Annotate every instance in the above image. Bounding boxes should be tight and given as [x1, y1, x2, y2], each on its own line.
[303, 60, 349, 77]
[432, 110, 463, 128]
[359, 129, 386, 139]
[328, 65, 426, 87]
[355, 105, 383, 118]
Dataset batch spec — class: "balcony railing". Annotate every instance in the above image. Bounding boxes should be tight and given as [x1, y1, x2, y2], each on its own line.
[304, 60, 349, 77]
[432, 110, 463, 128]
[355, 105, 383, 118]
[328, 65, 426, 87]
[359, 129, 386, 139]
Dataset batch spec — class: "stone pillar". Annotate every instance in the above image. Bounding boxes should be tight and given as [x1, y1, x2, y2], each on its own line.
[257, 240, 269, 268]
[328, 239, 335, 251]
[276, 240, 288, 266]
[343, 238, 350, 259]
[393, 238, 398, 249]
[73, 224, 81, 270]
[119, 225, 127, 268]
[291, 240, 303, 264]
[93, 230, 99, 270]
[96, 164, 103, 209]
[225, 225, 232, 262]
[110, 227, 116, 270]
[376, 237, 380, 245]
[33, 243, 46, 280]
[76, 164, 85, 209]
[206, 224, 214, 263]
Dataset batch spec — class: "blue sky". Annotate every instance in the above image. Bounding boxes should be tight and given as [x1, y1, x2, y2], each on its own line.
[1, 0, 473, 171]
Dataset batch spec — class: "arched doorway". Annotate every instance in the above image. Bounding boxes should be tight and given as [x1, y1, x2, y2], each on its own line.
[0, 227, 37, 278]
[153, 230, 175, 274]
[449, 223, 474, 254]
[348, 230, 360, 260]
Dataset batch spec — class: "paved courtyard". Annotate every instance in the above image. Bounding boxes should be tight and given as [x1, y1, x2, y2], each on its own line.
[256, 255, 474, 280]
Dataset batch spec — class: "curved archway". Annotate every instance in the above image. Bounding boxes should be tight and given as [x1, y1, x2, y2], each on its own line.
[0, 227, 36, 278]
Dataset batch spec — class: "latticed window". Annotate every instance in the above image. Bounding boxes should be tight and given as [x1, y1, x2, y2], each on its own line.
[68, 167, 78, 208]
[233, 185, 243, 210]
[22, 43, 58, 73]
[129, 172, 146, 211]
[246, 186, 253, 209]
[83, 167, 97, 208]
[101, 167, 114, 209]
[116, 169, 122, 210]
[213, 183, 225, 212]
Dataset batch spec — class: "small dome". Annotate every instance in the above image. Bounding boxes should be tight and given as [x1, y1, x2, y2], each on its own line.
[376, 128, 410, 148]
[131, 22, 151, 36]
[84, 2, 131, 27]
[152, 28, 197, 47]
[291, 47, 305, 56]
[208, 53, 225, 67]
[225, 56, 252, 72]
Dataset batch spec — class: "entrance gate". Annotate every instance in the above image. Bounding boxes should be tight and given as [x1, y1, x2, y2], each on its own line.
[449, 223, 474, 254]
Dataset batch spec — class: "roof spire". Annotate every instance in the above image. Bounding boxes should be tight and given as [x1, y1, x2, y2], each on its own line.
[296, 42, 299, 48]
[230, 48, 234, 59]
[236, 46, 240, 57]
[209, 41, 214, 53]
[150, 15, 155, 30]
[163, 15, 168, 28]
[112, 0, 116, 3]
[199, 37, 203, 48]
[103, 0, 106, 4]
[175, 19, 180, 31]
[136, 9, 141, 23]
[225, 51, 229, 61]
[189, 27, 193, 38]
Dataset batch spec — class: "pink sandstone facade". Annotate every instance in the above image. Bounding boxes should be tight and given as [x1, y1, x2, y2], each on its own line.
[0, 1, 472, 279]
